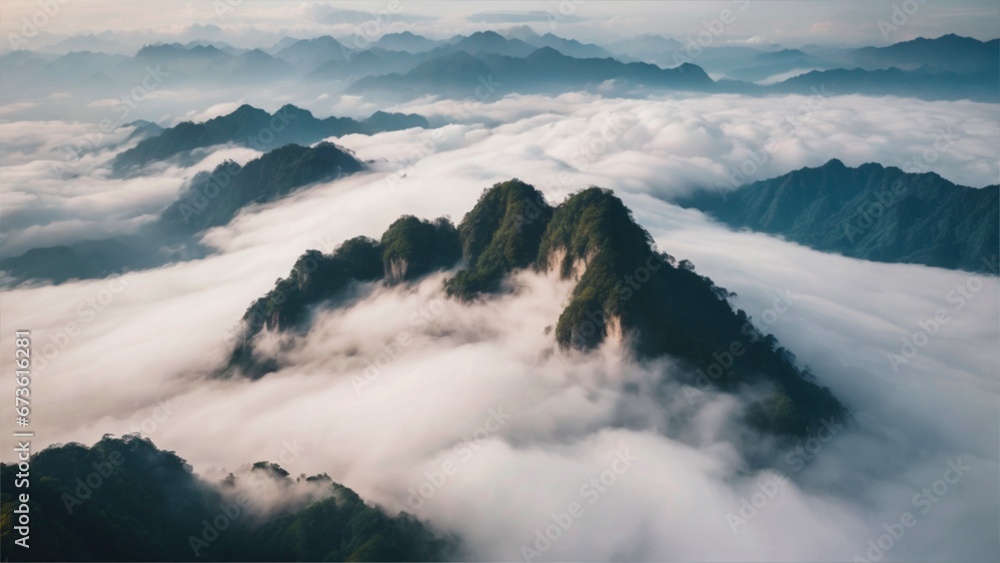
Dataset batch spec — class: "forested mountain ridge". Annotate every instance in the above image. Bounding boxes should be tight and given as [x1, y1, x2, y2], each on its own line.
[226, 179, 845, 437]
[112, 104, 428, 174]
[679, 159, 999, 272]
[0, 436, 450, 561]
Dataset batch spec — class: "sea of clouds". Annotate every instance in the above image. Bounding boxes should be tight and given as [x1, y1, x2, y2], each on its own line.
[1, 90, 997, 561]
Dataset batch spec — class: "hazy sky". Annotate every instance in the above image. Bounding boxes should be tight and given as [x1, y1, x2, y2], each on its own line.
[1, 0, 997, 51]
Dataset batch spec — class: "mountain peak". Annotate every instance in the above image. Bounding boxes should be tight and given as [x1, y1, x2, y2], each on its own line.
[290, 35, 342, 48]
[468, 30, 505, 41]
[276, 103, 315, 119]
[155, 141, 363, 236]
[222, 178, 846, 436]
[384, 31, 419, 39]
[527, 46, 566, 60]
[504, 25, 539, 40]
[111, 104, 431, 174]
[226, 103, 269, 120]
[445, 179, 553, 299]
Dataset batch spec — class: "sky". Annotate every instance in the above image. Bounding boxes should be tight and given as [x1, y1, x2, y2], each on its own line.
[1, 0, 998, 53]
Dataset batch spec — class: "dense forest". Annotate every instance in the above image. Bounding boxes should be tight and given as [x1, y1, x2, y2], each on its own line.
[0, 436, 450, 561]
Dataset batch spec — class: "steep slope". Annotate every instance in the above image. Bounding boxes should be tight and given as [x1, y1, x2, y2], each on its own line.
[679, 159, 1000, 272]
[0, 436, 449, 561]
[535, 188, 842, 435]
[445, 179, 553, 298]
[226, 180, 845, 437]
[155, 142, 364, 235]
[225, 217, 460, 378]
[111, 104, 428, 174]
[2, 143, 365, 286]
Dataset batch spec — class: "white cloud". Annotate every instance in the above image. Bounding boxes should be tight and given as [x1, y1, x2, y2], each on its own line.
[0, 91, 997, 561]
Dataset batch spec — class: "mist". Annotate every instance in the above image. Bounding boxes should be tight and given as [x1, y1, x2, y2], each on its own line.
[1, 85, 997, 561]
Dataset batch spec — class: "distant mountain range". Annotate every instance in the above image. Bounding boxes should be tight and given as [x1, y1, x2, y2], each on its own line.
[154, 142, 364, 235]
[348, 47, 714, 98]
[371, 31, 444, 53]
[111, 104, 428, 175]
[851, 33, 999, 73]
[606, 34, 683, 63]
[766, 65, 999, 102]
[225, 179, 845, 438]
[721, 48, 833, 83]
[0, 238, 161, 284]
[3, 33, 997, 104]
[2, 143, 364, 284]
[0, 436, 450, 561]
[505, 26, 614, 59]
[679, 159, 1000, 272]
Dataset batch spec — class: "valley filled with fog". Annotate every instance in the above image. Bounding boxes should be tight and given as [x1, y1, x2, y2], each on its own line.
[1, 2, 997, 562]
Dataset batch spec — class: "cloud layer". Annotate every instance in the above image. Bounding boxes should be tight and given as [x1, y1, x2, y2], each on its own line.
[1, 91, 997, 561]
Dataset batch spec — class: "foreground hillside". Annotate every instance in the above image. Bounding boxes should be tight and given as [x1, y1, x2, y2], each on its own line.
[0, 436, 450, 561]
